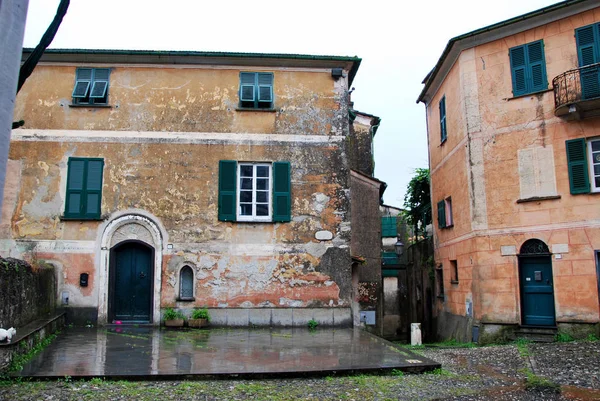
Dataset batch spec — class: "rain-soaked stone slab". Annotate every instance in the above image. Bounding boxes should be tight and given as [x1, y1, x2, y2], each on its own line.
[14, 326, 440, 379]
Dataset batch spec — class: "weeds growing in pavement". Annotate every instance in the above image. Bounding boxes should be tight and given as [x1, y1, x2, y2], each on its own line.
[555, 333, 574, 343]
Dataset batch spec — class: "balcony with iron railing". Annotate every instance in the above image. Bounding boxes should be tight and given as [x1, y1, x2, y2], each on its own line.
[553, 62, 600, 120]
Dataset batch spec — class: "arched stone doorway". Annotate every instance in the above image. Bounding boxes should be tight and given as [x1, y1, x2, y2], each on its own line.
[518, 239, 555, 326]
[98, 212, 164, 325]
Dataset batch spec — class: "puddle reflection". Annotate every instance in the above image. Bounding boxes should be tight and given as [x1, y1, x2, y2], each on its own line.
[18, 327, 431, 377]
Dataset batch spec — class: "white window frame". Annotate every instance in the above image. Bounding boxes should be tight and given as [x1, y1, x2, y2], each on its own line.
[588, 138, 600, 193]
[236, 162, 272, 222]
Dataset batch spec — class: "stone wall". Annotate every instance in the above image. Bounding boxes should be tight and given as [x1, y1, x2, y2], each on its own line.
[0, 257, 56, 328]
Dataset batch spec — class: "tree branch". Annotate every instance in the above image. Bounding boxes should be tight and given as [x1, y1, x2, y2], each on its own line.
[17, 0, 70, 94]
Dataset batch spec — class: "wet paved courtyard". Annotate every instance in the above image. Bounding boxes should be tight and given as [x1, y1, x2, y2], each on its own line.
[15, 326, 439, 379]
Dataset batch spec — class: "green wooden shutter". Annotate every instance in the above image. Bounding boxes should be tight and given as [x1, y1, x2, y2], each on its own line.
[257, 73, 273, 103]
[218, 160, 237, 221]
[437, 200, 446, 229]
[240, 72, 256, 103]
[566, 139, 590, 194]
[510, 45, 528, 96]
[527, 41, 547, 93]
[65, 159, 85, 217]
[72, 68, 92, 98]
[381, 216, 397, 237]
[89, 69, 110, 99]
[85, 159, 104, 218]
[272, 161, 291, 222]
[439, 96, 447, 143]
[65, 158, 103, 218]
[576, 24, 600, 100]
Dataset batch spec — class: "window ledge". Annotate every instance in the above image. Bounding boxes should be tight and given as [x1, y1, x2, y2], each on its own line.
[177, 297, 195, 302]
[505, 88, 552, 101]
[235, 107, 277, 112]
[60, 216, 104, 221]
[69, 104, 112, 108]
[450, 280, 459, 285]
[516, 195, 561, 204]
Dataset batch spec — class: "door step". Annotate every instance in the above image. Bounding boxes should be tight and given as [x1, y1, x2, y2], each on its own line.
[513, 326, 557, 343]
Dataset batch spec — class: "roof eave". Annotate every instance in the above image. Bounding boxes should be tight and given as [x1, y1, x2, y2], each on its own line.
[23, 48, 362, 81]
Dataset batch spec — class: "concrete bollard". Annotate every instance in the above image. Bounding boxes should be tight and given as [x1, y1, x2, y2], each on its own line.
[411, 323, 422, 346]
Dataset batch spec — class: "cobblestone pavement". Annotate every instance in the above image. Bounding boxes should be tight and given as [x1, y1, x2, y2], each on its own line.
[1, 340, 599, 400]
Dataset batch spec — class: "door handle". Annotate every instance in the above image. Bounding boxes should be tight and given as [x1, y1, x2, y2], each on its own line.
[140, 272, 146, 279]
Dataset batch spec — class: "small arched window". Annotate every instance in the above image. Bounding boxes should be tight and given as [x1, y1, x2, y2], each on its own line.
[179, 265, 194, 300]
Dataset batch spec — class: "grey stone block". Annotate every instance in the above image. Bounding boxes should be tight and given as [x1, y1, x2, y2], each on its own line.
[208, 309, 228, 326]
[333, 308, 352, 327]
[313, 308, 334, 326]
[226, 309, 249, 327]
[249, 309, 271, 326]
[271, 309, 293, 326]
[292, 308, 314, 326]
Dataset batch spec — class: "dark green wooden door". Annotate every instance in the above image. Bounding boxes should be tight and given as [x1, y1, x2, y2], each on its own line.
[519, 256, 555, 326]
[113, 243, 152, 322]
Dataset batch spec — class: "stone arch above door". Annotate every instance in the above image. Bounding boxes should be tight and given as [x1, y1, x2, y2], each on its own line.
[111, 222, 154, 248]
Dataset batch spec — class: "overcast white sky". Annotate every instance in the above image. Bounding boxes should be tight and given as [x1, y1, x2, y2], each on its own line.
[22, 0, 557, 208]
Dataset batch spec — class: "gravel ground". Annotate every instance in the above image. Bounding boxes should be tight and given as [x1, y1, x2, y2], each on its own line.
[1, 340, 599, 400]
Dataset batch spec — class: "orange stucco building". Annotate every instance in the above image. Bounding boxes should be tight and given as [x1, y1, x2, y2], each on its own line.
[418, 0, 600, 343]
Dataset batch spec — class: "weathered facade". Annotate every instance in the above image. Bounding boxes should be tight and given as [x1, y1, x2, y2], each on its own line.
[3, 49, 383, 327]
[418, 0, 600, 342]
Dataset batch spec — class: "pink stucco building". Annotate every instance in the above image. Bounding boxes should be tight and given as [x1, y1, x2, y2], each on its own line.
[418, 0, 600, 343]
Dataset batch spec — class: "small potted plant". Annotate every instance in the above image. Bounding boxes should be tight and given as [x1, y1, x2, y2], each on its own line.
[163, 307, 185, 327]
[188, 307, 210, 328]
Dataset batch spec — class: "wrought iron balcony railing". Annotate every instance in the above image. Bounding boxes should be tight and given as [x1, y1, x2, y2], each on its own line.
[553, 62, 600, 118]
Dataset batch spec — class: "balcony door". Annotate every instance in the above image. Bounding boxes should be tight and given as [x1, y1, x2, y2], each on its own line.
[576, 24, 600, 100]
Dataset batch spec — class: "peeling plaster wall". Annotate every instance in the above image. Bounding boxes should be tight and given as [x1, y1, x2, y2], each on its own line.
[5, 63, 366, 325]
[347, 114, 375, 176]
[14, 66, 348, 136]
[425, 7, 600, 337]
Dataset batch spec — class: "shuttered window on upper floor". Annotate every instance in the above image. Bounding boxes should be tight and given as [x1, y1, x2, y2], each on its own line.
[566, 138, 600, 194]
[439, 96, 447, 144]
[72, 68, 110, 105]
[576, 23, 600, 100]
[64, 158, 104, 219]
[239, 72, 274, 109]
[509, 40, 548, 97]
[218, 160, 291, 222]
[381, 216, 397, 237]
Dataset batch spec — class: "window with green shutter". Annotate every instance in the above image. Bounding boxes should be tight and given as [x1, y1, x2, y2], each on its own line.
[218, 160, 291, 222]
[509, 40, 548, 97]
[239, 72, 274, 109]
[272, 162, 291, 222]
[437, 200, 446, 229]
[437, 197, 453, 229]
[566, 138, 593, 194]
[439, 96, 447, 143]
[576, 23, 600, 100]
[72, 68, 110, 105]
[381, 216, 397, 237]
[64, 157, 104, 219]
